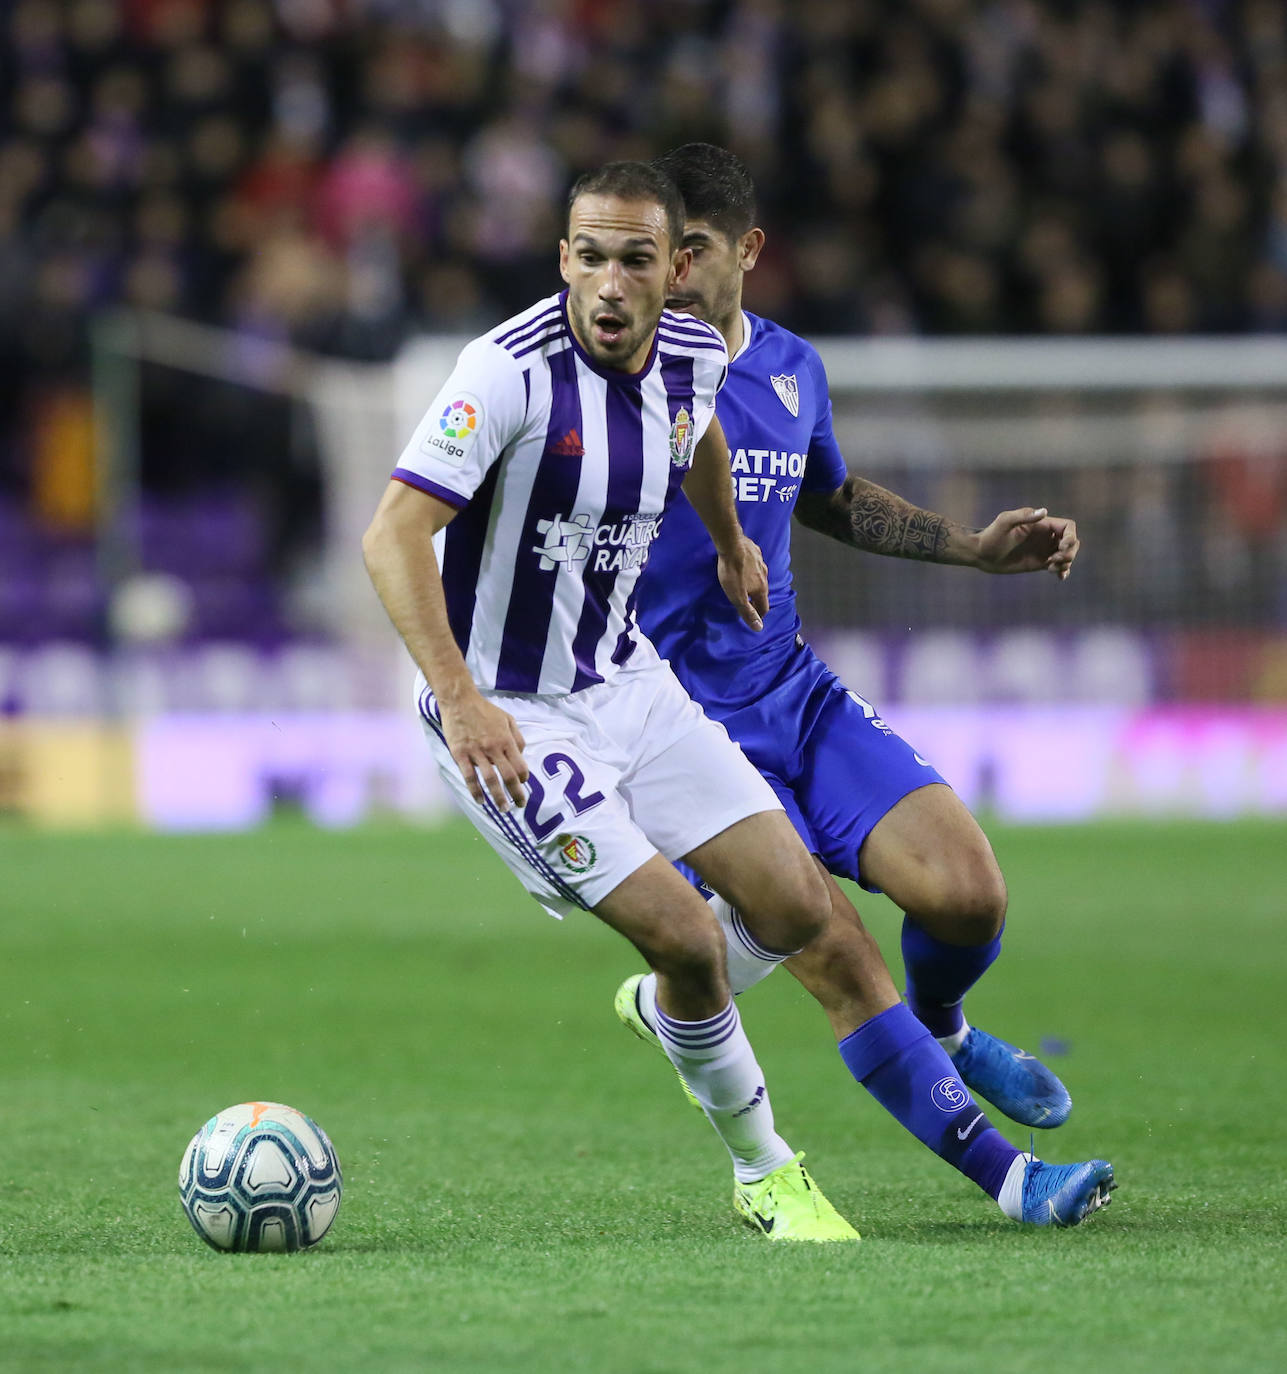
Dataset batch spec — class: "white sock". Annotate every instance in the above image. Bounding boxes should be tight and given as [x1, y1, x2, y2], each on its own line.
[936, 1018, 971, 1056]
[633, 900, 795, 1025]
[709, 895, 798, 995]
[998, 1151, 1035, 1221]
[652, 996, 796, 1183]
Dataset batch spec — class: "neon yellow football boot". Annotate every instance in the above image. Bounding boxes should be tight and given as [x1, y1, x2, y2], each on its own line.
[613, 973, 702, 1110]
[732, 1153, 861, 1242]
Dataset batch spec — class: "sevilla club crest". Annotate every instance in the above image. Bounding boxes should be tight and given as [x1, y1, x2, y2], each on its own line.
[770, 373, 799, 417]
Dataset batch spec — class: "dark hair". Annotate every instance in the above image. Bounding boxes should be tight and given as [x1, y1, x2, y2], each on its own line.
[566, 161, 685, 252]
[652, 143, 757, 241]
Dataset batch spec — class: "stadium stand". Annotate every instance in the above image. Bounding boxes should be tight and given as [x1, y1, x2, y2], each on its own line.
[1, 0, 1285, 655]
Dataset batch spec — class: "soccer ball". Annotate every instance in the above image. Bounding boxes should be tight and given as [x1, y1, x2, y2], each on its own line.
[179, 1101, 342, 1253]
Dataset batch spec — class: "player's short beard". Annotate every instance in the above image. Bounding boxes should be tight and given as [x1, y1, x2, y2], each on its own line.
[706, 271, 742, 334]
[569, 292, 659, 369]
[672, 270, 740, 335]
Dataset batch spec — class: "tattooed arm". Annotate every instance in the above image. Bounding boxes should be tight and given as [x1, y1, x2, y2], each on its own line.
[795, 477, 1080, 577]
[794, 476, 979, 564]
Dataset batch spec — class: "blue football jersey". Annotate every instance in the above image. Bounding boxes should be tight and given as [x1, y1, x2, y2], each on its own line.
[635, 311, 847, 708]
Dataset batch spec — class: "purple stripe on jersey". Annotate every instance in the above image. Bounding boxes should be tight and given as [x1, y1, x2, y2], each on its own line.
[496, 303, 560, 348]
[505, 323, 566, 358]
[612, 567, 644, 667]
[658, 316, 722, 340]
[660, 352, 698, 505]
[658, 321, 719, 341]
[610, 577, 642, 667]
[494, 346, 585, 693]
[391, 468, 469, 509]
[657, 332, 727, 354]
[662, 318, 725, 338]
[601, 350, 699, 670]
[512, 327, 568, 359]
[440, 459, 502, 657]
[569, 382, 645, 691]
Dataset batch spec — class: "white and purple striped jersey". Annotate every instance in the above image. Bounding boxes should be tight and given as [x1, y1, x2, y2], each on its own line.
[392, 291, 728, 696]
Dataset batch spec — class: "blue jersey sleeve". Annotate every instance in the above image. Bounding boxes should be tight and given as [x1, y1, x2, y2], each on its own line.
[801, 344, 847, 493]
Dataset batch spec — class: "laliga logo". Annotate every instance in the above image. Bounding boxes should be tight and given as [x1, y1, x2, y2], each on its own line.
[930, 1076, 970, 1113]
[439, 398, 479, 440]
[423, 392, 483, 466]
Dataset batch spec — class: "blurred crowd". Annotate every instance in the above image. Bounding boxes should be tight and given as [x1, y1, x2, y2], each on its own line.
[6, 0, 1287, 365]
[2, 0, 1287, 640]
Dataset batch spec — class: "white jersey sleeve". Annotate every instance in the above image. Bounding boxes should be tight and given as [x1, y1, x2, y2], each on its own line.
[392, 338, 529, 509]
[691, 350, 727, 446]
[654, 307, 727, 451]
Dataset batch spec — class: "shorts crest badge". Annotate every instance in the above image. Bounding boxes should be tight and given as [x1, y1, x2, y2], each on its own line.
[770, 373, 799, 417]
[556, 832, 597, 874]
[669, 407, 695, 468]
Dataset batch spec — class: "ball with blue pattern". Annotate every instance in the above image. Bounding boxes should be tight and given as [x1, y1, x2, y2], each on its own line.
[179, 1101, 342, 1253]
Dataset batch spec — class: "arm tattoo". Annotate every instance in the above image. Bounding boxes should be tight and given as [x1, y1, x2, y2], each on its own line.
[796, 476, 966, 563]
[847, 480, 949, 560]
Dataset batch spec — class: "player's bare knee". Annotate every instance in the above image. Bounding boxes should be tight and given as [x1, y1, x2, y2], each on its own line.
[960, 852, 1007, 940]
[902, 838, 1007, 944]
[933, 856, 1007, 944]
[642, 911, 727, 991]
[741, 854, 830, 952]
[791, 866, 832, 948]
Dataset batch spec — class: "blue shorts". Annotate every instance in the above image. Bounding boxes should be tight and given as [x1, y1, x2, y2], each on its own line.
[685, 640, 945, 894]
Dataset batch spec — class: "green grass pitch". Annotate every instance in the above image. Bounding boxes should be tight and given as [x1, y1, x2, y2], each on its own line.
[1, 818, 1284, 1372]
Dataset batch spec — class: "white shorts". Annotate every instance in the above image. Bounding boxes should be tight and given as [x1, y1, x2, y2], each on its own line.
[415, 655, 782, 918]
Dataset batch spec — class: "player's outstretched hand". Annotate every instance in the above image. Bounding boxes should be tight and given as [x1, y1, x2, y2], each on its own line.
[974, 507, 1079, 578]
[717, 534, 769, 630]
[441, 691, 529, 809]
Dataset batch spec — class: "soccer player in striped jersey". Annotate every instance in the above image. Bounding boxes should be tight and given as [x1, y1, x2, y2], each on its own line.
[363, 162, 859, 1241]
[618, 144, 1114, 1228]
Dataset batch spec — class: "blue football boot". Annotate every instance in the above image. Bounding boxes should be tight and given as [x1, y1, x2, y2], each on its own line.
[1019, 1158, 1115, 1227]
[952, 1026, 1073, 1128]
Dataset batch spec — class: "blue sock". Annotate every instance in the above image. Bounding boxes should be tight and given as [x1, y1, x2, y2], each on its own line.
[901, 917, 1003, 1038]
[838, 1002, 1018, 1200]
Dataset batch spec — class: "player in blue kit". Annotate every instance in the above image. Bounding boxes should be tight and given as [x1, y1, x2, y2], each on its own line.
[616, 144, 1115, 1227]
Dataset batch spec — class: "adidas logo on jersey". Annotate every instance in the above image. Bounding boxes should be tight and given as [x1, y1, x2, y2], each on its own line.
[549, 429, 585, 457]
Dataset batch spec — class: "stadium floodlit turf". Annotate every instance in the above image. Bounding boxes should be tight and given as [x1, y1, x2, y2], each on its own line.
[1, 819, 1283, 1373]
